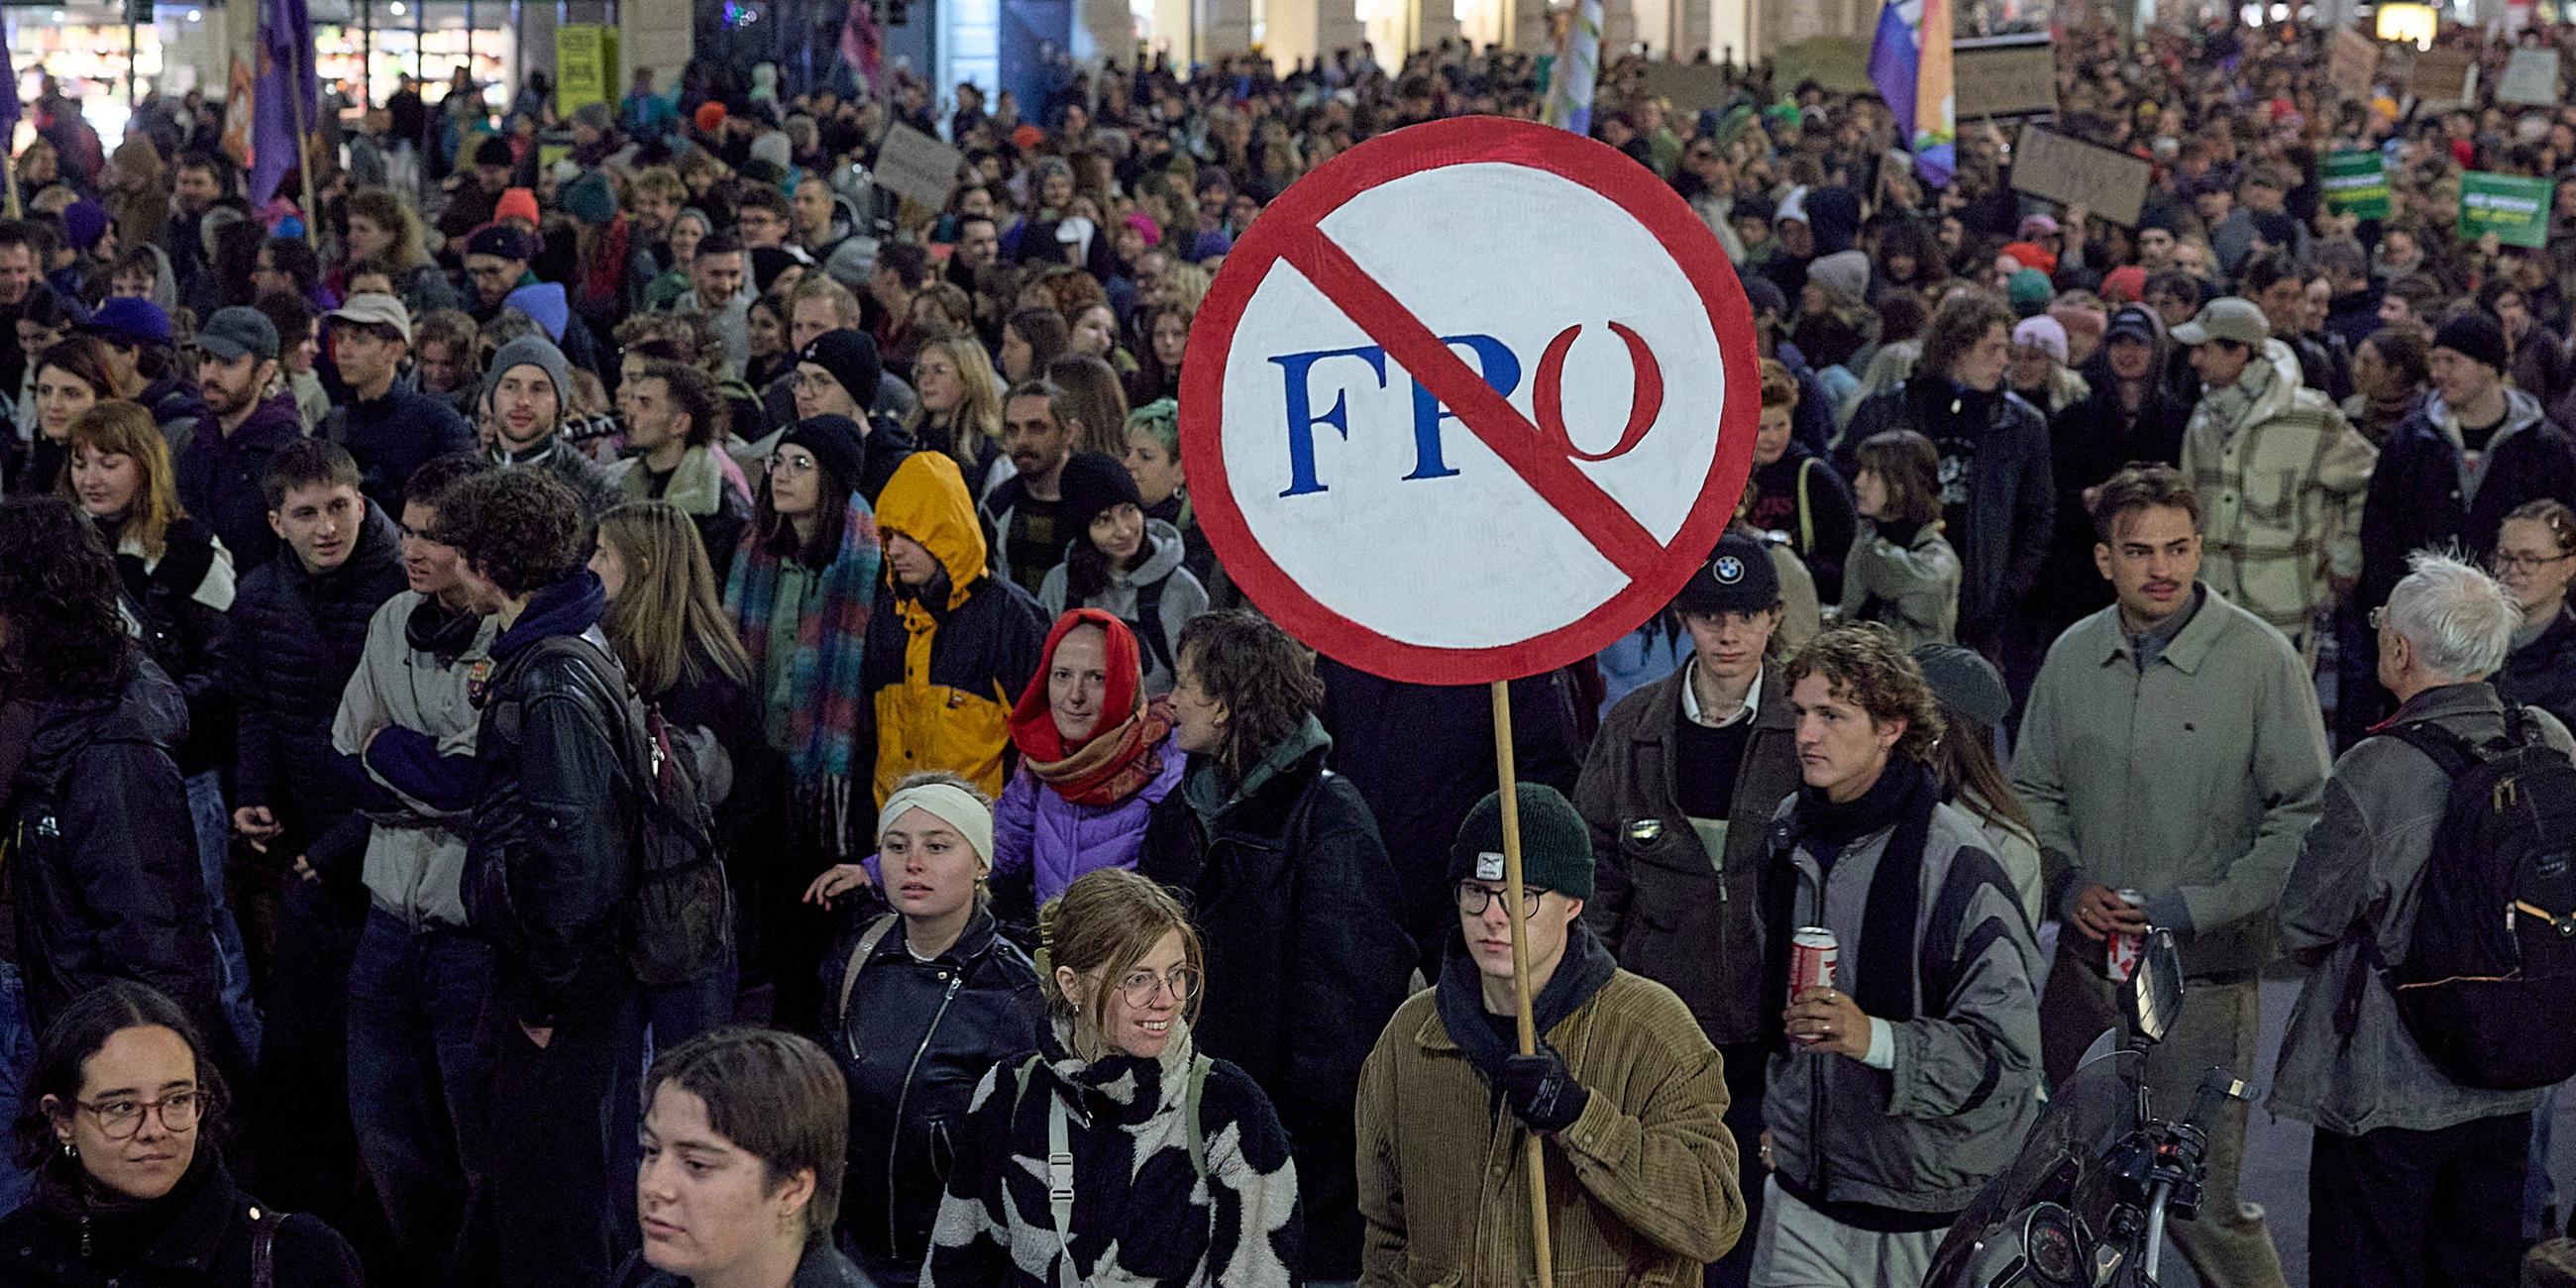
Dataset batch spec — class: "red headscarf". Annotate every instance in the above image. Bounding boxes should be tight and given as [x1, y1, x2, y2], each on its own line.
[1008, 609, 1173, 807]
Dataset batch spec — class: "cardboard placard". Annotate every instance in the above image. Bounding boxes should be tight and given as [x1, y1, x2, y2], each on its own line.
[2410, 47, 2478, 104]
[2500, 48, 2561, 107]
[2320, 150, 2391, 219]
[872, 124, 965, 213]
[1771, 37, 1874, 94]
[1637, 61, 1731, 114]
[1956, 37, 2059, 120]
[2009, 125, 2154, 227]
[2460, 170, 2555, 249]
[2326, 28, 2380, 99]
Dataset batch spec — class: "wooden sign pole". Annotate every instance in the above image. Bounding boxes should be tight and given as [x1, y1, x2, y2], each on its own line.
[1490, 680, 1556, 1288]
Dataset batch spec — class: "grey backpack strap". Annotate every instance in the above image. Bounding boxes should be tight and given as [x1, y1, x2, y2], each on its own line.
[250, 1206, 285, 1288]
[833, 914, 900, 1026]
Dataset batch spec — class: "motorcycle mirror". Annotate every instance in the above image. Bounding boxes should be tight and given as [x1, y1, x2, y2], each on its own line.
[2120, 927, 2184, 1044]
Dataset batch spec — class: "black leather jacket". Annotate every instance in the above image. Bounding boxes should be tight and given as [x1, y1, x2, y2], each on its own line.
[465, 577, 637, 1026]
[822, 906, 1044, 1279]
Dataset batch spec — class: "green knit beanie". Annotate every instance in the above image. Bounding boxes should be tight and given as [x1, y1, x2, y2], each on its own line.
[1449, 785, 1594, 902]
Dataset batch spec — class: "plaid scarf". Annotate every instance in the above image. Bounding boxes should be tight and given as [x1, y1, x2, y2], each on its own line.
[726, 492, 881, 850]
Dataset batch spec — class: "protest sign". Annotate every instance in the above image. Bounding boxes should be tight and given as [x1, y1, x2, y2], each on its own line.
[2010, 125, 2154, 227]
[872, 124, 965, 212]
[2321, 150, 2391, 219]
[2460, 171, 2554, 249]
[2326, 28, 2379, 99]
[2501, 48, 2561, 106]
[1956, 36, 2059, 120]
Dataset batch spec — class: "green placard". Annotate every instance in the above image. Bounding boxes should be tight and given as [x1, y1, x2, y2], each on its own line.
[2321, 150, 2390, 220]
[2460, 171, 2555, 249]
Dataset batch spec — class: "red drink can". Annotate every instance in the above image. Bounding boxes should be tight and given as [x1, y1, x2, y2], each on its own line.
[1790, 926, 1839, 995]
[2106, 889, 2147, 983]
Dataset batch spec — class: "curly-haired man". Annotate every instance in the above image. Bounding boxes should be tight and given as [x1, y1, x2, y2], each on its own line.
[1750, 624, 2042, 1286]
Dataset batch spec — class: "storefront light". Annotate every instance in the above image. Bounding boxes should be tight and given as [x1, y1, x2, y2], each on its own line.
[2376, 1, 2437, 48]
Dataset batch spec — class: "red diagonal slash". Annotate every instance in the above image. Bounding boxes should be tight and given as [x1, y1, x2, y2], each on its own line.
[1272, 225, 1669, 582]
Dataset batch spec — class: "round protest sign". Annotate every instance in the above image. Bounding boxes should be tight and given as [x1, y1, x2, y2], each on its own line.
[1180, 115, 1761, 685]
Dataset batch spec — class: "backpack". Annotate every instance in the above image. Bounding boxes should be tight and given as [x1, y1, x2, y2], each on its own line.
[535, 635, 735, 988]
[2345, 709, 2576, 1091]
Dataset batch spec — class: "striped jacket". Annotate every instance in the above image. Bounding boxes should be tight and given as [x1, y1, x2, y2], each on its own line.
[2182, 341, 2377, 636]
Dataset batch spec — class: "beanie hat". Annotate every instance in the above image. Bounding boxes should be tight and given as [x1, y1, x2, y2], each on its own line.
[798, 329, 883, 408]
[1450, 785, 1594, 902]
[467, 223, 536, 263]
[60, 200, 109, 253]
[494, 187, 541, 227]
[2000, 241, 2059, 275]
[1054, 452, 1144, 542]
[473, 135, 515, 167]
[780, 415, 868, 492]
[2432, 311, 2510, 374]
[483, 334, 572, 418]
[750, 131, 794, 173]
[1807, 250, 1871, 309]
[2006, 268, 2055, 317]
[561, 171, 617, 225]
[1741, 275, 1789, 321]
[1911, 642, 2010, 728]
[2012, 315, 2069, 363]
[1124, 211, 1163, 247]
[750, 245, 801, 295]
[2102, 265, 2148, 304]
[694, 101, 727, 135]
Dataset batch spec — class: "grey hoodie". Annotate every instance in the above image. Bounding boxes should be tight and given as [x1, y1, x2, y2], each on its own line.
[1033, 517, 1210, 695]
[333, 590, 499, 928]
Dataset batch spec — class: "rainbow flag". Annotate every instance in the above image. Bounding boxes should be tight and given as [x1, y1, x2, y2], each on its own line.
[1869, 0, 1954, 185]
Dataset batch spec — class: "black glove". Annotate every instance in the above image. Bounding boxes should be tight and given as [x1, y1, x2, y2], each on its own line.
[1496, 1045, 1591, 1134]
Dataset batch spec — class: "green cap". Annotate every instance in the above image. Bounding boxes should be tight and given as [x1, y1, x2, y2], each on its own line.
[1450, 785, 1594, 902]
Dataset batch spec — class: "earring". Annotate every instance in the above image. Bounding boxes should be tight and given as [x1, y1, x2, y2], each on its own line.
[59, 1140, 75, 1159]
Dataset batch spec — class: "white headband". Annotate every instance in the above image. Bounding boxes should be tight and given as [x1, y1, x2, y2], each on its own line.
[879, 782, 994, 870]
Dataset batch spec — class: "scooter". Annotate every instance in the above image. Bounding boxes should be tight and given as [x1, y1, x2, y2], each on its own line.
[1922, 928, 2252, 1288]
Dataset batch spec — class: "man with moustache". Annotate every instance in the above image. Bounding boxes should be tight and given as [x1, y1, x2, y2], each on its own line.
[2013, 464, 2329, 1288]
[983, 377, 1081, 595]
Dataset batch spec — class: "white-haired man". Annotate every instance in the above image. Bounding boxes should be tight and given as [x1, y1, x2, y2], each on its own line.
[2272, 550, 2573, 1288]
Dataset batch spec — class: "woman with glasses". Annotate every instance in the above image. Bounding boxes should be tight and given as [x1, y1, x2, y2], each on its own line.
[0, 980, 362, 1283]
[2495, 499, 2576, 727]
[803, 772, 1043, 1288]
[724, 415, 883, 1025]
[921, 867, 1300, 1288]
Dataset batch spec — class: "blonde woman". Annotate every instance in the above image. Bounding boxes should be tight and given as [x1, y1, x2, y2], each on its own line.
[906, 333, 1011, 497]
[922, 867, 1302, 1288]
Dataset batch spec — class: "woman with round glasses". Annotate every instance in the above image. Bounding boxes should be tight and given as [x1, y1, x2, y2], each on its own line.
[2495, 498, 2576, 727]
[922, 867, 1301, 1287]
[805, 772, 1042, 1287]
[723, 413, 883, 1026]
[0, 981, 362, 1284]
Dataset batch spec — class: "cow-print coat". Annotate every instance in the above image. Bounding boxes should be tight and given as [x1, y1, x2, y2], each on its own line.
[921, 1017, 1303, 1287]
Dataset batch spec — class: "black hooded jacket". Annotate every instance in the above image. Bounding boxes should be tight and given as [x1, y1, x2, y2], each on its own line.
[0, 1149, 363, 1288]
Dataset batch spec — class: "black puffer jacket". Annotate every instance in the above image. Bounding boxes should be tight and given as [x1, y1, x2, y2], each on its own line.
[175, 392, 303, 574]
[465, 572, 639, 1026]
[0, 1150, 363, 1288]
[2499, 604, 2576, 730]
[3, 653, 220, 1033]
[228, 500, 406, 883]
[105, 513, 235, 776]
[821, 908, 1045, 1281]
[1135, 718, 1414, 1281]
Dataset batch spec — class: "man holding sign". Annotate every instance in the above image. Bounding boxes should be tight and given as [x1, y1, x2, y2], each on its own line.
[1356, 785, 1745, 1286]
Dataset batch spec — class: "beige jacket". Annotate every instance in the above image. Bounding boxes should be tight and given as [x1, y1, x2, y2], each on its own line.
[1356, 971, 1745, 1287]
[2182, 340, 2377, 636]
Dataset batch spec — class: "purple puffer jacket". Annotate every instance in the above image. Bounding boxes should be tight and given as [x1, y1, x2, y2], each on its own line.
[991, 739, 1187, 905]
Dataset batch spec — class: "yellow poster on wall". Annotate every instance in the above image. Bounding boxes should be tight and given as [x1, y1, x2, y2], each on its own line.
[556, 25, 620, 116]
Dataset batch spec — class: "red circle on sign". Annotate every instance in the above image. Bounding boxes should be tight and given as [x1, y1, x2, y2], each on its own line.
[1179, 114, 1762, 685]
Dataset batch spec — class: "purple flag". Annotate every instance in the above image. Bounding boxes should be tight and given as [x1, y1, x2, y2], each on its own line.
[249, 0, 315, 206]
[0, 20, 20, 141]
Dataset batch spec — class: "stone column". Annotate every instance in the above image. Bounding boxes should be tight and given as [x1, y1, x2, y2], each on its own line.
[620, 0, 695, 98]
[1194, 0, 1256, 61]
[1264, 0, 1365, 70]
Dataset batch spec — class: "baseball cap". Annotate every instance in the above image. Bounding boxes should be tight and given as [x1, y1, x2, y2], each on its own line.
[327, 292, 413, 346]
[196, 306, 280, 363]
[1672, 532, 1781, 617]
[2169, 297, 2270, 347]
[79, 296, 172, 349]
[2106, 304, 2160, 346]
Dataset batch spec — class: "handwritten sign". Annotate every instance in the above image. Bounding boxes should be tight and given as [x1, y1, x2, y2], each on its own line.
[2410, 47, 2477, 105]
[2326, 28, 2379, 99]
[2010, 126, 2154, 227]
[1957, 37, 2059, 120]
[2500, 48, 2561, 107]
[872, 124, 966, 213]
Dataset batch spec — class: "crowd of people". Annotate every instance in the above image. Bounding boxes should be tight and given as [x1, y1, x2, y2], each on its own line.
[2, 8, 2576, 1288]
